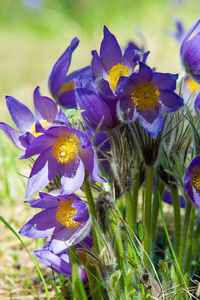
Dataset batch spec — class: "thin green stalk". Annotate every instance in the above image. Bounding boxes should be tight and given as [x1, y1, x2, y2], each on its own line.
[110, 209, 126, 293]
[125, 189, 134, 238]
[69, 245, 88, 300]
[144, 166, 154, 270]
[151, 181, 165, 253]
[192, 217, 200, 260]
[184, 205, 195, 279]
[172, 186, 181, 256]
[83, 180, 97, 220]
[178, 197, 192, 274]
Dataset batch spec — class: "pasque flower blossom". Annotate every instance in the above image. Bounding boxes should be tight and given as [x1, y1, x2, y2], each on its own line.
[19, 192, 92, 253]
[184, 156, 200, 207]
[48, 37, 91, 109]
[180, 17, 200, 83]
[21, 125, 105, 198]
[0, 86, 67, 150]
[118, 62, 184, 136]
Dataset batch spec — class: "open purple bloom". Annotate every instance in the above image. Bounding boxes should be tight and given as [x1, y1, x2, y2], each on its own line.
[21, 125, 105, 198]
[118, 62, 184, 136]
[184, 156, 200, 207]
[180, 17, 200, 83]
[0, 86, 67, 150]
[91, 26, 138, 94]
[20, 192, 92, 253]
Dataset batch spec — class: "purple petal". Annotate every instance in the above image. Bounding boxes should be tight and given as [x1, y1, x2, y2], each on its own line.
[57, 89, 77, 109]
[76, 88, 115, 130]
[79, 147, 106, 182]
[49, 226, 78, 254]
[68, 216, 92, 246]
[139, 108, 159, 124]
[180, 17, 200, 57]
[160, 91, 184, 113]
[0, 123, 27, 150]
[139, 112, 164, 137]
[72, 199, 89, 222]
[61, 157, 85, 194]
[48, 38, 79, 99]
[34, 249, 72, 276]
[21, 134, 56, 159]
[25, 149, 61, 198]
[19, 207, 63, 238]
[34, 86, 58, 122]
[100, 26, 122, 72]
[6, 96, 35, 133]
[91, 50, 105, 78]
[152, 73, 178, 91]
[122, 47, 137, 70]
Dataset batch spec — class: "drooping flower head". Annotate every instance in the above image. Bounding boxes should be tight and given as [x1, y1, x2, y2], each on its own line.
[34, 235, 93, 282]
[180, 17, 200, 83]
[118, 62, 184, 136]
[0, 86, 67, 150]
[21, 125, 105, 198]
[184, 156, 200, 207]
[19, 191, 92, 253]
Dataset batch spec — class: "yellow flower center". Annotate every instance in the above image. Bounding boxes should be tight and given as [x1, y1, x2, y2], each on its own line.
[193, 169, 200, 190]
[186, 76, 199, 93]
[56, 199, 80, 228]
[107, 63, 131, 91]
[58, 80, 75, 94]
[131, 81, 161, 110]
[31, 120, 51, 137]
[52, 136, 79, 163]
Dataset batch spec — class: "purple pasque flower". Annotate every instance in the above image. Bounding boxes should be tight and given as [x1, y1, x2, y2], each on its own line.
[20, 191, 92, 253]
[118, 62, 184, 137]
[180, 17, 200, 83]
[91, 26, 138, 96]
[0, 86, 67, 150]
[184, 156, 200, 207]
[21, 125, 105, 198]
[48, 37, 91, 109]
[162, 189, 186, 208]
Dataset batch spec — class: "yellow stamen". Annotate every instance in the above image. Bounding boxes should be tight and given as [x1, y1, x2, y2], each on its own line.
[107, 63, 131, 91]
[56, 199, 80, 228]
[193, 169, 200, 190]
[131, 81, 161, 110]
[58, 80, 75, 94]
[52, 136, 79, 163]
[30, 120, 51, 137]
[186, 76, 199, 93]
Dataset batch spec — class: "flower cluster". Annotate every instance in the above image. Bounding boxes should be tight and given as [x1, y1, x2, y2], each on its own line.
[2, 18, 200, 297]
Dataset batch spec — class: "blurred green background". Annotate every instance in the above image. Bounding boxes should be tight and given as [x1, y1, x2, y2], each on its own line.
[0, 0, 199, 123]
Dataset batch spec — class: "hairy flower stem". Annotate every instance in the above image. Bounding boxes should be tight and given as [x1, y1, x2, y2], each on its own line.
[172, 187, 181, 256]
[178, 197, 192, 274]
[151, 181, 165, 254]
[144, 167, 154, 270]
[131, 154, 140, 233]
[109, 209, 127, 294]
[184, 205, 195, 279]
[83, 180, 99, 251]
[69, 245, 88, 300]
[192, 218, 200, 260]
[125, 190, 134, 241]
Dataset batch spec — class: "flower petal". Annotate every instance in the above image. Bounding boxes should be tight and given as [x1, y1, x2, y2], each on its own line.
[34, 86, 58, 122]
[160, 91, 184, 113]
[19, 207, 63, 238]
[0, 122, 28, 150]
[6, 96, 35, 133]
[48, 38, 79, 99]
[139, 112, 164, 137]
[25, 149, 61, 198]
[61, 157, 85, 194]
[100, 26, 122, 71]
